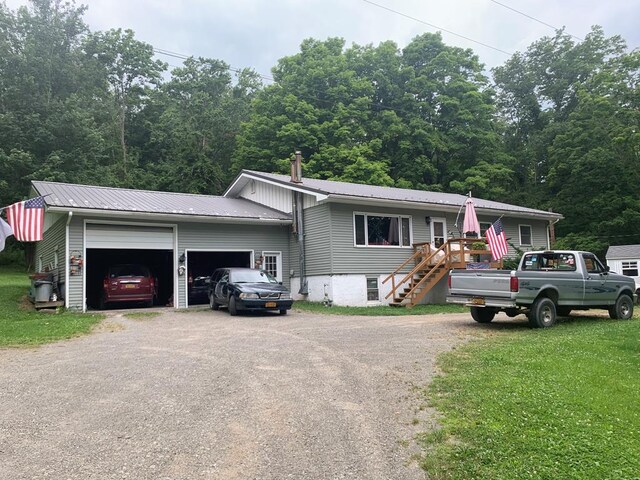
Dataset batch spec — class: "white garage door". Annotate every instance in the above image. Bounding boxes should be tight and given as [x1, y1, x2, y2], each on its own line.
[86, 224, 174, 250]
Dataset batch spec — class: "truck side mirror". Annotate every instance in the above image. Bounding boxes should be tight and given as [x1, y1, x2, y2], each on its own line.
[605, 266, 610, 273]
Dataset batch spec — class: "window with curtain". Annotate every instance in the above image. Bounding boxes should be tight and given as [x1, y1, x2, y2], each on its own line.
[354, 214, 412, 247]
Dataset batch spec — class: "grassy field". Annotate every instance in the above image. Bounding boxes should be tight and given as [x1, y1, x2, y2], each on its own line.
[0, 267, 103, 346]
[421, 313, 640, 479]
[293, 301, 467, 316]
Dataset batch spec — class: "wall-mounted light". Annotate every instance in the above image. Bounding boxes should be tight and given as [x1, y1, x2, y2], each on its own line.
[179, 253, 186, 263]
[425, 216, 431, 226]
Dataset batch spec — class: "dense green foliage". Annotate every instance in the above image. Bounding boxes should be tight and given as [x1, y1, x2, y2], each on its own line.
[1, 0, 638, 261]
[0, 266, 102, 345]
[422, 315, 640, 479]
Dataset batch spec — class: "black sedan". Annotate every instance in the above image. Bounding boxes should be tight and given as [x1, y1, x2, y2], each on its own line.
[208, 267, 293, 315]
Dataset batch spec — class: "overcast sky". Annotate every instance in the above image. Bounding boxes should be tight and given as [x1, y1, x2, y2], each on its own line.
[5, 0, 640, 80]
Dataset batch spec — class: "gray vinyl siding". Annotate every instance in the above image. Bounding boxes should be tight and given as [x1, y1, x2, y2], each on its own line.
[67, 216, 84, 310]
[177, 222, 290, 307]
[303, 204, 332, 276]
[328, 203, 433, 275]
[35, 215, 66, 297]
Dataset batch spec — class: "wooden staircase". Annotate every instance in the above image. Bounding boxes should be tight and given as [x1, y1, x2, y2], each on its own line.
[382, 239, 502, 307]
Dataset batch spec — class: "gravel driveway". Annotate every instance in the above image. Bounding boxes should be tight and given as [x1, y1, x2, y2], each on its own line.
[0, 309, 483, 480]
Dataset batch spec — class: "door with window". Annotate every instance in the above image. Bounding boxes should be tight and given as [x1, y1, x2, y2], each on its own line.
[262, 251, 282, 282]
[582, 253, 613, 304]
[430, 218, 447, 248]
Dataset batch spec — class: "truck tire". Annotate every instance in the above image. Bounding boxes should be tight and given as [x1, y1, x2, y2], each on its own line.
[557, 307, 572, 317]
[470, 307, 496, 323]
[528, 297, 557, 328]
[608, 294, 634, 320]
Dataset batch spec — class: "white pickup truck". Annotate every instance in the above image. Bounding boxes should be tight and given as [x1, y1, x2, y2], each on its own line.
[447, 250, 637, 328]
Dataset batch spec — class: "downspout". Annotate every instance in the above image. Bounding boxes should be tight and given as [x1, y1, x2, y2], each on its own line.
[291, 151, 308, 295]
[65, 211, 73, 309]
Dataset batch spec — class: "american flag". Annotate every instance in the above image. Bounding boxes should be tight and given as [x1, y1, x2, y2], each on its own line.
[486, 218, 509, 261]
[5, 196, 45, 242]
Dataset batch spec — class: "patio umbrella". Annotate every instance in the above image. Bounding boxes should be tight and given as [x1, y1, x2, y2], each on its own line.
[463, 196, 481, 238]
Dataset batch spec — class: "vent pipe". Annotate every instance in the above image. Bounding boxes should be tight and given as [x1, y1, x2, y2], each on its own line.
[290, 150, 303, 183]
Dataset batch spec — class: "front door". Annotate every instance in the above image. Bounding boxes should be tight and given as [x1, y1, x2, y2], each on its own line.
[430, 218, 447, 248]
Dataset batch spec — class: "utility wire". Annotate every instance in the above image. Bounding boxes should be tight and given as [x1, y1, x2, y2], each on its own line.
[487, 0, 583, 41]
[360, 0, 514, 56]
[153, 47, 275, 83]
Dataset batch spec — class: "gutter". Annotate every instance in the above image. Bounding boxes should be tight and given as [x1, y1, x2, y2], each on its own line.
[45, 206, 292, 225]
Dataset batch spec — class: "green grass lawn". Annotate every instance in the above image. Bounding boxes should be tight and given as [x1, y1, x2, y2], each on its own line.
[421, 314, 640, 479]
[293, 301, 467, 316]
[0, 267, 103, 346]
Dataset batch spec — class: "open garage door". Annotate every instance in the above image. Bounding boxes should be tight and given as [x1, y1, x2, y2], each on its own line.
[186, 251, 252, 306]
[85, 224, 174, 310]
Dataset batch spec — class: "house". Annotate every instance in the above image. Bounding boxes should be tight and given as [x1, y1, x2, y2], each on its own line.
[606, 245, 640, 294]
[31, 157, 562, 310]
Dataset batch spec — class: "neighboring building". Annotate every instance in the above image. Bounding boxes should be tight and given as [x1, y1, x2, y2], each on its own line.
[31, 161, 562, 311]
[606, 245, 640, 295]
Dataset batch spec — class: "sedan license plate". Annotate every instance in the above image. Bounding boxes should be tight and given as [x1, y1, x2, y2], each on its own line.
[471, 297, 485, 306]
[124, 284, 137, 289]
[265, 301, 277, 308]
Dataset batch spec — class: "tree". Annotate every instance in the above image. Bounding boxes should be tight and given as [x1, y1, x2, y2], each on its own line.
[147, 58, 261, 194]
[82, 28, 166, 181]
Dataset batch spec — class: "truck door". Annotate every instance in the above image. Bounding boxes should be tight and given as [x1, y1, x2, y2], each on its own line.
[581, 253, 614, 305]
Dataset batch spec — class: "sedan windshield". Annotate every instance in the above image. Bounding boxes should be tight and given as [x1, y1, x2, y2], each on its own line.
[230, 270, 278, 284]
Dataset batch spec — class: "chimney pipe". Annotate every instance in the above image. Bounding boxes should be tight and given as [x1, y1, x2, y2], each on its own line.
[290, 150, 302, 183]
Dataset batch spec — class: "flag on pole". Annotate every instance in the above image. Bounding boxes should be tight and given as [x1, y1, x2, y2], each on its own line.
[486, 218, 509, 261]
[0, 217, 14, 252]
[5, 196, 45, 242]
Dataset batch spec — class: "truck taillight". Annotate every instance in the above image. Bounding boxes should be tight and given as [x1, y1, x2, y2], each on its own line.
[448, 273, 452, 289]
[510, 276, 519, 292]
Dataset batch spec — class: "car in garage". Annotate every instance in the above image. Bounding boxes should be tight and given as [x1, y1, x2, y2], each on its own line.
[208, 267, 293, 315]
[100, 264, 156, 309]
[188, 275, 211, 305]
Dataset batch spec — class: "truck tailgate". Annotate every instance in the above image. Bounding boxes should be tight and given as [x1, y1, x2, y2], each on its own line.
[447, 269, 516, 306]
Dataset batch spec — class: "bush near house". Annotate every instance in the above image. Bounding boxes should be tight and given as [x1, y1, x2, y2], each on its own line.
[0, 267, 103, 346]
[421, 315, 640, 479]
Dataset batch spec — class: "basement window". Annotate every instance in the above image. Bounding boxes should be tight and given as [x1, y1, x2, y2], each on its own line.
[354, 213, 412, 247]
[366, 277, 379, 301]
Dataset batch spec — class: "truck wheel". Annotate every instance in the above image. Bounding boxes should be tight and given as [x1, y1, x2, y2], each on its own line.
[529, 297, 557, 328]
[557, 307, 572, 317]
[470, 307, 496, 323]
[608, 294, 634, 320]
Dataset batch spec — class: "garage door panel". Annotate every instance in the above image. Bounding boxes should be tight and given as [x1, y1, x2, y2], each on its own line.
[86, 224, 174, 250]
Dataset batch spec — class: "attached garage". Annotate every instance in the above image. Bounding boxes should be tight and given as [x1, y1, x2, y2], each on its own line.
[85, 223, 176, 309]
[31, 180, 292, 311]
[185, 250, 252, 306]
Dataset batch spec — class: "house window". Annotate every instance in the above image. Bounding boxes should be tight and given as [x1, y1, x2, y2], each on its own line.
[354, 213, 412, 247]
[366, 277, 379, 301]
[262, 251, 282, 282]
[519, 225, 532, 246]
[622, 261, 638, 277]
[480, 222, 492, 236]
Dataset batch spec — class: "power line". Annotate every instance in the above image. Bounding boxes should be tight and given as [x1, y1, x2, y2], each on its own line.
[360, 0, 514, 56]
[153, 47, 275, 83]
[487, 0, 583, 42]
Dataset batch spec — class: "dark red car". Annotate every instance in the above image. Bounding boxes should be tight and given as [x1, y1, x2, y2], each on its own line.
[100, 264, 156, 309]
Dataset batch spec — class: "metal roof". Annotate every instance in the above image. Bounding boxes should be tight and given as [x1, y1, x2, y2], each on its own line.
[606, 244, 640, 259]
[32, 181, 291, 221]
[226, 170, 563, 220]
